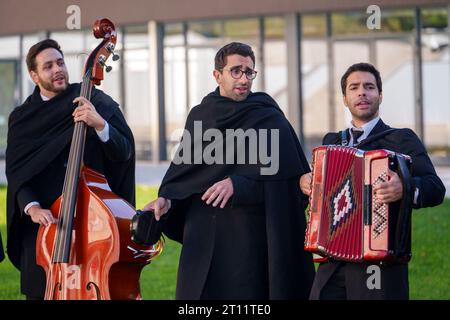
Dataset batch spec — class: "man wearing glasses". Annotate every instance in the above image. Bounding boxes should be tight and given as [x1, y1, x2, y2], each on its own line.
[143, 42, 315, 299]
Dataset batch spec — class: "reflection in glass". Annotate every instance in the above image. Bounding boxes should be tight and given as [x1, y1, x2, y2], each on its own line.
[302, 39, 329, 152]
[375, 39, 414, 129]
[421, 7, 449, 155]
[264, 17, 287, 113]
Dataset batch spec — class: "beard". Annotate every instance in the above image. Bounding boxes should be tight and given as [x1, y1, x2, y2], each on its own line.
[355, 108, 378, 120]
[350, 101, 380, 122]
[38, 73, 69, 95]
[224, 86, 251, 101]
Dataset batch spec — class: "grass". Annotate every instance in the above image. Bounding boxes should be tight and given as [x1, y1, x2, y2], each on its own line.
[135, 186, 182, 299]
[0, 185, 449, 300]
[0, 185, 181, 300]
[409, 200, 450, 299]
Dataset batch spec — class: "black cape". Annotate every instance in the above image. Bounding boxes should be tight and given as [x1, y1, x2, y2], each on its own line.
[6, 83, 136, 270]
[159, 88, 315, 299]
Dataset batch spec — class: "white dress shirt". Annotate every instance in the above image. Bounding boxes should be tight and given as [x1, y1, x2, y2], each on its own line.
[348, 116, 380, 147]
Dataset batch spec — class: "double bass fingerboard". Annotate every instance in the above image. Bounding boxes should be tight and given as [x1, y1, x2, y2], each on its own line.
[52, 70, 93, 263]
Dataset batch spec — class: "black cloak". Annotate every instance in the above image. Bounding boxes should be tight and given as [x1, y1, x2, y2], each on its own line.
[159, 88, 315, 299]
[6, 83, 135, 272]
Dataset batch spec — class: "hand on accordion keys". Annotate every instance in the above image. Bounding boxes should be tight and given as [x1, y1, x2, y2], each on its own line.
[373, 168, 404, 204]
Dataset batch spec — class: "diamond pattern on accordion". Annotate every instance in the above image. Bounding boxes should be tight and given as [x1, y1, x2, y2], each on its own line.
[373, 171, 389, 238]
[330, 176, 355, 232]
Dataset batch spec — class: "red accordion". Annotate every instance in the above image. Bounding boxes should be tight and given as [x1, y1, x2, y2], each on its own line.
[304, 146, 413, 263]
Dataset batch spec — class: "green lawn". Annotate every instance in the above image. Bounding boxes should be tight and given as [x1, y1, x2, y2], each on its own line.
[0, 185, 181, 300]
[0, 185, 449, 299]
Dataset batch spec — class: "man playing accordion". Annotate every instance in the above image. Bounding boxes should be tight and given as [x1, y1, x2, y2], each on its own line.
[300, 63, 445, 300]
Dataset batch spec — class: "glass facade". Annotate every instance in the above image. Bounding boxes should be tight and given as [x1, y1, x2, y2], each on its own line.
[421, 8, 450, 155]
[0, 6, 448, 160]
[301, 14, 329, 151]
[0, 36, 20, 155]
[164, 18, 263, 158]
[264, 17, 287, 114]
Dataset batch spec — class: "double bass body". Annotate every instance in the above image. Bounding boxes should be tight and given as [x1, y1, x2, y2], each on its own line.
[36, 167, 156, 300]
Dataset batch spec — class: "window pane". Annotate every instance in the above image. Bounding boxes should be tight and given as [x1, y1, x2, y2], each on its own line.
[422, 7, 449, 156]
[376, 39, 415, 129]
[0, 61, 17, 155]
[188, 21, 222, 45]
[125, 48, 151, 159]
[224, 18, 259, 40]
[422, 7, 448, 29]
[0, 36, 20, 58]
[165, 23, 184, 46]
[332, 9, 415, 36]
[332, 12, 371, 35]
[164, 23, 187, 157]
[264, 16, 287, 113]
[302, 39, 329, 150]
[302, 14, 326, 38]
[120, 25, 152, 159]
[188, 47, 217, 106]
[50, 30, 85, 54]
[165, 46, 187, 157]
[123, 25, 147, 50]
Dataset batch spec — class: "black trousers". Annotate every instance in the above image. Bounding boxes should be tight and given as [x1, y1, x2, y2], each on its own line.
[313, 261, 409, 300]
[26, 295, 44, 300]
[319, 264, 347, 300]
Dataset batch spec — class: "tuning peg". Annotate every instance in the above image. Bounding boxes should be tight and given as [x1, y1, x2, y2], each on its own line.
[106, 43, 120, 61]
[98, 55, 113, 72]
[106, 43, 115, 52]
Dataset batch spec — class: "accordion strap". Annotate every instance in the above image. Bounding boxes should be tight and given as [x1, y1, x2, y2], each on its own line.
[394, 154, 413, 257]
[339, 128, 396, 147]
[341, 129, 349, 146]
[355, 128, 397, 148]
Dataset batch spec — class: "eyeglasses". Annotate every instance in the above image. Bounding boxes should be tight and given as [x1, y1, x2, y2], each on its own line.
[222, 66, 257, 80]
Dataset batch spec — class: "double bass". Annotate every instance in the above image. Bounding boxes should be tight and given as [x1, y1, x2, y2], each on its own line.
[36, 18, 163, 300]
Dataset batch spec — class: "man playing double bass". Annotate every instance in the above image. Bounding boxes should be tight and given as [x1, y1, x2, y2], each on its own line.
[5, 39, 135, 300]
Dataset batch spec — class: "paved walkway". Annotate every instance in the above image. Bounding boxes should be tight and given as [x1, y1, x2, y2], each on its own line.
[1, 160, 449, 198]
[0, 160, 169, 187]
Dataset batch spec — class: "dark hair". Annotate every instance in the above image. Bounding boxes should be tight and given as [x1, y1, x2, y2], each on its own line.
[26, 39, 63, 72]
[341, 62, 382, 95]
[214, 42, 255, 71]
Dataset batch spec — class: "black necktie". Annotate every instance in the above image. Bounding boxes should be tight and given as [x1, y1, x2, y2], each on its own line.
[351, 128, 364, 145]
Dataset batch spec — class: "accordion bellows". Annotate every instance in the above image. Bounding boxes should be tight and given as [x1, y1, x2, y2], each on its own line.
[304, 146, 413, 263]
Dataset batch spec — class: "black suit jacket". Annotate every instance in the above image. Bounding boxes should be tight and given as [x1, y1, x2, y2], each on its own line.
[309, 119, 446, 300]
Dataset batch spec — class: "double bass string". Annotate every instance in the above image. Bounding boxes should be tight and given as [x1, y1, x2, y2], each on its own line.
[46, 71, 91, 295]
[53, 70, 92, 263]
